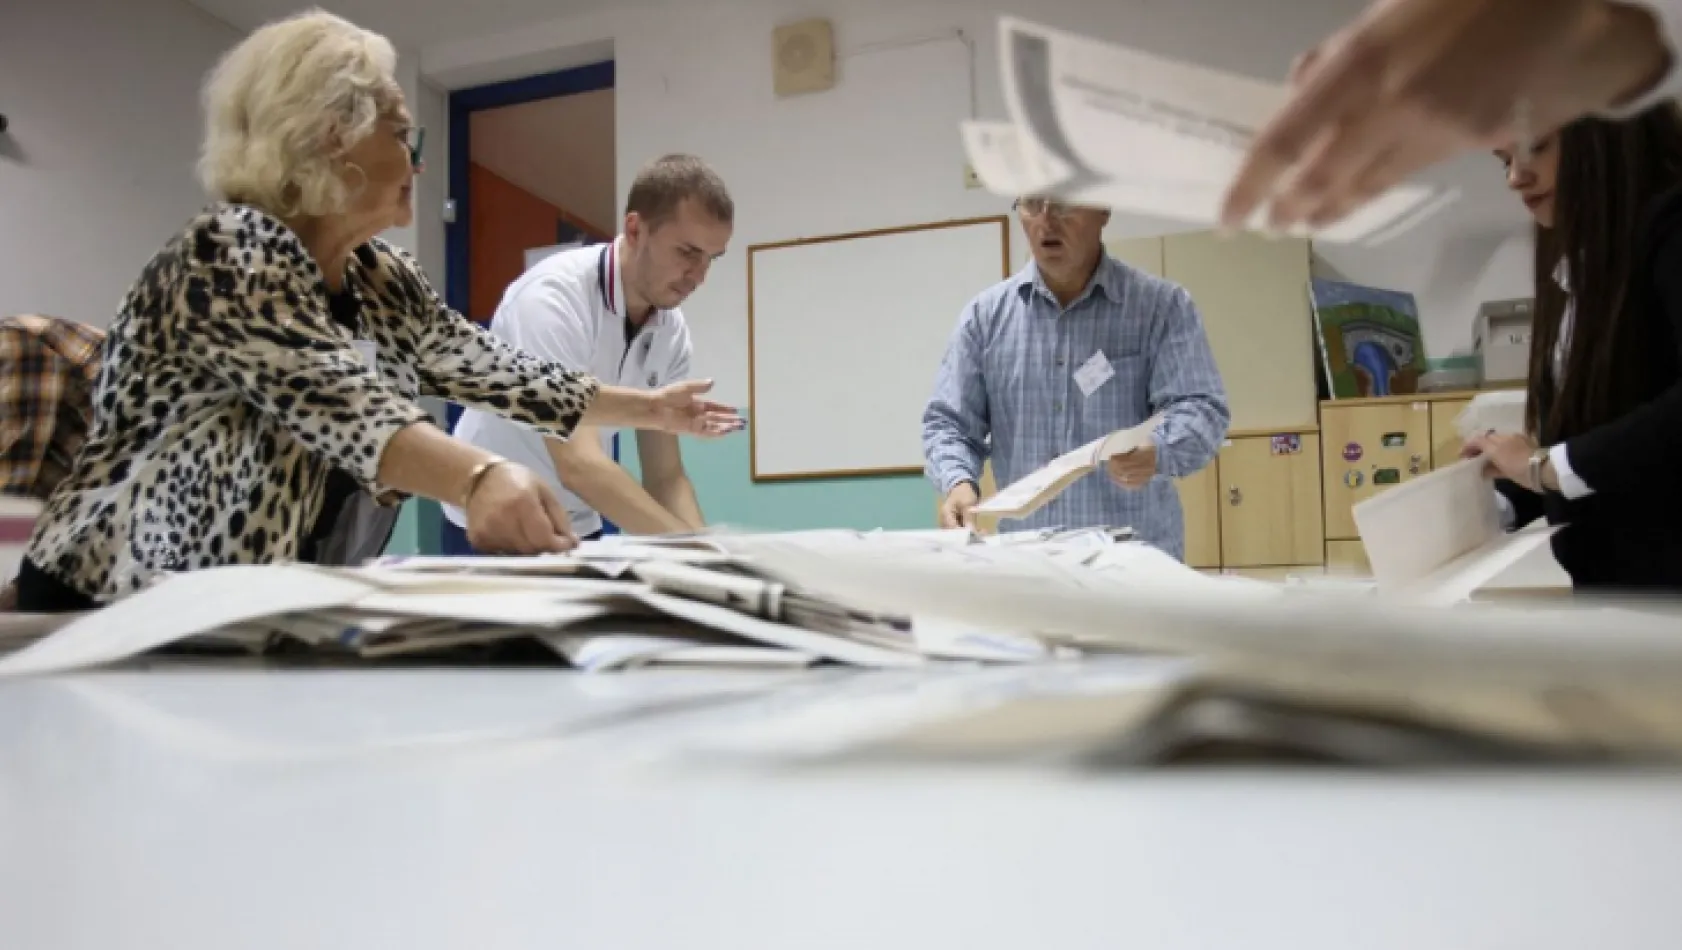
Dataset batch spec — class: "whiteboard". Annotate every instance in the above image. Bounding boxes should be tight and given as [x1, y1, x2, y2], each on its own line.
[748, 217, 1010, 480]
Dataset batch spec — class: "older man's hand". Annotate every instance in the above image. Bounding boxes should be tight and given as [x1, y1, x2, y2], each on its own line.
[1106, 444, 1159, 489]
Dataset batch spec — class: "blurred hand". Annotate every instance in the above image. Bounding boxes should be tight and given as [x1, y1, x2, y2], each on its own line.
[940, 482, 980, 529]
[464, 462, 579, 554]
[1463, 430, 1541, 489]
[1220, 0, 1671, 234]
[1106, 444, 1159, 489]
[648, 380, 745, 438]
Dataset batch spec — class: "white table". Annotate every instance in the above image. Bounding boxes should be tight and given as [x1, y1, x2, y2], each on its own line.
[2, 666, 1680, 950]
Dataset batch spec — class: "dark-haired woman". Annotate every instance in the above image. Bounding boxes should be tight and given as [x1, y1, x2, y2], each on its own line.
[1467, 105, 1682, 593]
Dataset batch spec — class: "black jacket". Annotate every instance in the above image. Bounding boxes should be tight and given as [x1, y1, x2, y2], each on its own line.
[1497, 186, 1682, 592]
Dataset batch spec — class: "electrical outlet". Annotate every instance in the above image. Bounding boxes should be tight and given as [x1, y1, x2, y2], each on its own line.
[963, 163, 983, 190]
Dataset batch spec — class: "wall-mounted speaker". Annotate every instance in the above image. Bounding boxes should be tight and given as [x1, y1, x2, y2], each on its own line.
[772, 18, 835, 98]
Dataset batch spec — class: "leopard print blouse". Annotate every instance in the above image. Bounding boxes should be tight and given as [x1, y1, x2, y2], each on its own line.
[25, 204, 600, 602]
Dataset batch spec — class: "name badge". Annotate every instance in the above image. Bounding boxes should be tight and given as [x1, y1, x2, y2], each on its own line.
[352, 340, 378, 372]
[1073, 350, 1114, 397]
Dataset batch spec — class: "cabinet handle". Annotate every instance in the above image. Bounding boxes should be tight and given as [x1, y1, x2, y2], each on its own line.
[1228, 486, 1242, 506]
[1408, 454, 1423, 476]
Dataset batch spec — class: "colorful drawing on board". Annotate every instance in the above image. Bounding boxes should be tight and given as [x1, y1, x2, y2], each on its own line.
[1270, 434, 1302, 455]
[1373, 467, 1402, 485]
[1308, 278, 1428, 399]
[1381, 432, 1408, 448]
[1343, 442, 1363, 462]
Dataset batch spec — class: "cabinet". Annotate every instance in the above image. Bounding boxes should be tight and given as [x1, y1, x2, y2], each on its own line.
[1163, 231, 1317, 431]
[1320, 399, 1432, 539]
[1325, 539, 1372, 574]
[1174, 464, 1221, 568]
[1430, 398, 1472, 469]
[1218, 433, 1325, 567]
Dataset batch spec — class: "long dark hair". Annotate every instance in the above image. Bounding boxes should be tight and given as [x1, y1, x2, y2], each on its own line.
[1528, 105, 1682, 442]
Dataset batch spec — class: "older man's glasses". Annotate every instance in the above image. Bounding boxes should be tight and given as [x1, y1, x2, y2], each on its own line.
[1013, 197, 1077, 218]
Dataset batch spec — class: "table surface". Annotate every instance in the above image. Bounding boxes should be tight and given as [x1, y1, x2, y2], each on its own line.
[3, 663, 1680, 950]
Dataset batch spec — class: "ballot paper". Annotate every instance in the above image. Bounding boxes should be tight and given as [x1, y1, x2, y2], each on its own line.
[964, 17, 1458, 245]
[1351, 457, 1560, 604]
[973, 413, 1164, 519]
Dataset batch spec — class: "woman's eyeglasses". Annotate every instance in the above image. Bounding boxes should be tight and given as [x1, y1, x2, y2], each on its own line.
[400, 126, 426, 169]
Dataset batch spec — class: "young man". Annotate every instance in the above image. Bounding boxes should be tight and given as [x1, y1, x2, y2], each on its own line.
[1, 315, 106, 609]
[921, 198, 1230, 561]
[443, 154, 734, 550]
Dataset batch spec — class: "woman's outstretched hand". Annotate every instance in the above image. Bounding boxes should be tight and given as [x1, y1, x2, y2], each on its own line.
[646, 379, 745, 438]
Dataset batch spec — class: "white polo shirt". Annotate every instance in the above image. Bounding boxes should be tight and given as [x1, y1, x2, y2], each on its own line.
[443, 237, 693, 537]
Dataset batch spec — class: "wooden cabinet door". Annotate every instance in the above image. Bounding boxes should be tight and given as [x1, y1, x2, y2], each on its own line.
[1325, 538, 1372, 575]
[1174, 462, 1221, 569]
[1320, 402, 1432, 538]
[1163, 231, 1316, 431]
[1430, 398, 1472, 470]
[1218, 434, 1325, 567]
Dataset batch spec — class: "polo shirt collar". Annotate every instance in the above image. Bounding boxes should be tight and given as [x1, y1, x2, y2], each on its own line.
[599, 235, 672, 329]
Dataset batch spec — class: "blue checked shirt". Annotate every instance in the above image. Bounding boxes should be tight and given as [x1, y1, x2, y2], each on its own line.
[922, 253, 1229, 560]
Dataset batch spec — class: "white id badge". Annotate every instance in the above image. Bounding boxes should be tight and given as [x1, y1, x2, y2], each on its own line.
[352, 340, 378, 372]
[1073, 350, 1115, 397]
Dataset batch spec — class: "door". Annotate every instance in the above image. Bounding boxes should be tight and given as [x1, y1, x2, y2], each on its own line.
[1320, 402, 1432, 539]
[1163, 231, 1317, 431]
[1218, 433, 1325, 567]
[1430, 398, 1472, 470]
[1174, 462, 1221, 569]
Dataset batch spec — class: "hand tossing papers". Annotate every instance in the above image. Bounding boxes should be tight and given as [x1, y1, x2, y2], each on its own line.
[962, 17, 1458, 245]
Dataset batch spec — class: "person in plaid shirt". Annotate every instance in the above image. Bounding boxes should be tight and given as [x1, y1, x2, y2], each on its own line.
[1, 315, 106, 609]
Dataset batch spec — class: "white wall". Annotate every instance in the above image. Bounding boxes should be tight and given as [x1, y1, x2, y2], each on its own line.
[422, 0, 1535, 407]
[0, 0, 239, 326]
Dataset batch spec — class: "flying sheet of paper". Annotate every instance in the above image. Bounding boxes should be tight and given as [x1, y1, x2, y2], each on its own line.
[974, 17, 1458, 245]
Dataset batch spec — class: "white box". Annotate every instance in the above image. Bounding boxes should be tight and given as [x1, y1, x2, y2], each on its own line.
[1473, 298, 1533, 383]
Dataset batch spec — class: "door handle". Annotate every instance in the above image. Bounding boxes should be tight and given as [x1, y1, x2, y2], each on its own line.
[1228, 486, 1242, 506]
[1408, 454, 1423, 476]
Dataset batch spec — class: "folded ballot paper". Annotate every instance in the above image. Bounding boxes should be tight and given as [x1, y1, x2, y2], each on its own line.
[963, 17, 1458, 245]
[974, 413, 1163, 519]
[1352, 456, 1566, 604]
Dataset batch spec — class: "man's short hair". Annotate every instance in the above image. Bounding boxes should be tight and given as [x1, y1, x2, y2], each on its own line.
[625, 154, 733, 229]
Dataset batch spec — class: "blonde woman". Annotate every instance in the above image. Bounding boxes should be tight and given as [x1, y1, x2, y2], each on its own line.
[17, 9, 741, 612]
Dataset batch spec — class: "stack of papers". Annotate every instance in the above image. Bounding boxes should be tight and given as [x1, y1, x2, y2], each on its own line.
[5, 530, 1194, 677]
[962, 17, 1458, 245]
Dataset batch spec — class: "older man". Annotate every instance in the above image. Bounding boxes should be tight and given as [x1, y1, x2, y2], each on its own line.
[922, 199, 1229, 560]
[1, 315, 105, 609]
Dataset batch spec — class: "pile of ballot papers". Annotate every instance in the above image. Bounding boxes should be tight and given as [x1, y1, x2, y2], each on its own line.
[0, 527, 1227, 677]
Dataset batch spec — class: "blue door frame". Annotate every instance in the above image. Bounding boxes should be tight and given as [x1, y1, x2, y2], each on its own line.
[442, 60, 621, 540]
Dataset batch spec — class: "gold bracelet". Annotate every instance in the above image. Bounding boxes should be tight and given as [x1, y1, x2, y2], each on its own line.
[460, 456, 508, 510]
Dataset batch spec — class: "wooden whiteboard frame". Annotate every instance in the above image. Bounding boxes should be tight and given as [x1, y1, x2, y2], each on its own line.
[746, 215, 1012, 482]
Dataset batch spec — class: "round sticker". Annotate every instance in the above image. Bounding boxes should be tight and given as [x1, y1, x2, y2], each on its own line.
[1342, 442, 1363, 462]
[1343, 469, 1365, 489]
